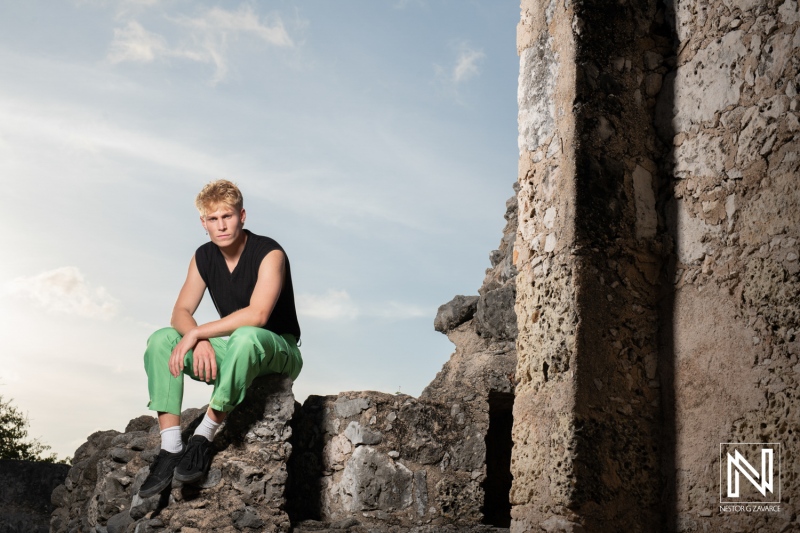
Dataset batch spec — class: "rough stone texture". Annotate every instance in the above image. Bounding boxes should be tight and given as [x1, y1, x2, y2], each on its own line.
[438, 189, 520, 344]
[434, 295, 479, 334]
[424, 186, 518, 529]
[513, 0, 581, 529]
[50, 374, 296, 533]
[0, 459, 69, 533]
[290, 391, 480, 529]
[515, 0, 798, 530]
[660, 0, 800, 530]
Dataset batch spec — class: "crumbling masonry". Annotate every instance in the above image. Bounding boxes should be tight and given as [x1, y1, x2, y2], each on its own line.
[44, 0, 799, 531]
[513, 0, 799, 530]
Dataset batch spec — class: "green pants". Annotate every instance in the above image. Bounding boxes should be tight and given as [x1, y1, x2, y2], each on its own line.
[144, 326, 302, 415]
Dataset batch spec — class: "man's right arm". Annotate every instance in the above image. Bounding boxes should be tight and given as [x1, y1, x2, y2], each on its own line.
[170, 255, 206, 335]
[168, 256, 217, 381]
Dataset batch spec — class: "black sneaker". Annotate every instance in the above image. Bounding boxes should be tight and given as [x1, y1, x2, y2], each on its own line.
[138, 448, 183, 498]
[174, 435, 214, 484]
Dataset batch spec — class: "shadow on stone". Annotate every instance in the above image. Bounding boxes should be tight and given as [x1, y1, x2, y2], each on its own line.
[0, 459, 70, 533]
[481, 391, 514, 527]
[286, 395, 326, 523]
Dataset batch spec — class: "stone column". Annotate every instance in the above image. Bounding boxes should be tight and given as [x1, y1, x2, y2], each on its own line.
[513, 0, 668, 530]
[512, 0, 579, 528]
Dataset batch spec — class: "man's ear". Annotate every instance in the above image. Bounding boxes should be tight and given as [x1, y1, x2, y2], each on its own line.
[200, 215, 207, 231]
[240, 208, 246, 225]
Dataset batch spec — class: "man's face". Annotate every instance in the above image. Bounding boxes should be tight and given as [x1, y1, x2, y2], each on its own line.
[201, 204, 246, 247]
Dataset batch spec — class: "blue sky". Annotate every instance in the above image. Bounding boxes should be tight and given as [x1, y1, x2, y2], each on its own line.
[0, 0, 519, 459]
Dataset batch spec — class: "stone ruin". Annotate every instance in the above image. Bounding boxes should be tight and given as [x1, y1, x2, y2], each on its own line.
[46, 192, 519, 533]
[0, 459, 69, 533]
[512, 0, 798, 530]
[39, 0, 800, 530]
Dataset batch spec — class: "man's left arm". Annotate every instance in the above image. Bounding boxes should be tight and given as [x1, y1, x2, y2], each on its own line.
[171, 250, 285, 359]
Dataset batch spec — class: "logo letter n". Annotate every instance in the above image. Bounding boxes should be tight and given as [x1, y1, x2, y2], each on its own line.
[727, 448, 774, 498]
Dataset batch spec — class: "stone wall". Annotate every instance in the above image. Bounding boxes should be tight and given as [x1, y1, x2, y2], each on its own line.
[0, 459, 69, 533]
[50, 375, 296, 533]
[289, 391, 491, 532]
[659, 0, 799, 530]
[513, 0, 799, 531]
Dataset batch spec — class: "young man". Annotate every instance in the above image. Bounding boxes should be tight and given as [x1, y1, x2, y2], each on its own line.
[139, 180, 302, 498]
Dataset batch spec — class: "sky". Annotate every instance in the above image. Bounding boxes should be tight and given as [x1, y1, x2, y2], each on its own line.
[0, 0, 520, 460]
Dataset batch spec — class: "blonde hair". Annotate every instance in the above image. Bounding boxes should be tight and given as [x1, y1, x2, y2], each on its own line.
[195, 179, 243, 216]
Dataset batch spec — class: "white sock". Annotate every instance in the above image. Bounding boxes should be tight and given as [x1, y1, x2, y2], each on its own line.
[193, 413, 221, 442]
[160, 426, 183, 454]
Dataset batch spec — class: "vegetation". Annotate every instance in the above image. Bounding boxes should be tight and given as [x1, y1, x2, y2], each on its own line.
[0, 395, 67, 463]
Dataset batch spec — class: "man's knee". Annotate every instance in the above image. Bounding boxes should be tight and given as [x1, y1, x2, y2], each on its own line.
[228, 326, 262, 347]
[146, 327, 180, 354]
[144, 328, 180, 379]
[225, 327, 270, 369]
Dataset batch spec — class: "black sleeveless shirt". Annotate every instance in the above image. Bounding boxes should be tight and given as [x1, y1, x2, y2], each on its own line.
[195, 230, 301, 338]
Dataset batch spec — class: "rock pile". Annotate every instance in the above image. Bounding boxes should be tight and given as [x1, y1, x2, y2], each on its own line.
[425, 185, 519, 402]
[50, 375, 296, 533]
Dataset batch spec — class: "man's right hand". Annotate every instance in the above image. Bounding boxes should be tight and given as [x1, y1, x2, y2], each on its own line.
[192, 339, 217, 382]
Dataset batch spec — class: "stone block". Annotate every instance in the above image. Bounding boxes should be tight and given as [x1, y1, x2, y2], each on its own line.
[434, 295, 479, 333]
[50, 374, 297, 533]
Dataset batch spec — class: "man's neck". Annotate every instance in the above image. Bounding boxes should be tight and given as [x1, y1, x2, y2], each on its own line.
[217, 229, 248, 263]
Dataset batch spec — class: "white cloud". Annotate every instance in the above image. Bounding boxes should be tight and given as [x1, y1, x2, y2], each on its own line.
[107, 5, 293, 83]
[6, 266, 118, 320]
[452, 46, 485, 84]
[296, 289, 359, 321]
[0, 95, 228, 178]
[107, 20, 169, 63]
[176, 6, 292, 47]
[435, 43, 486, 91]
